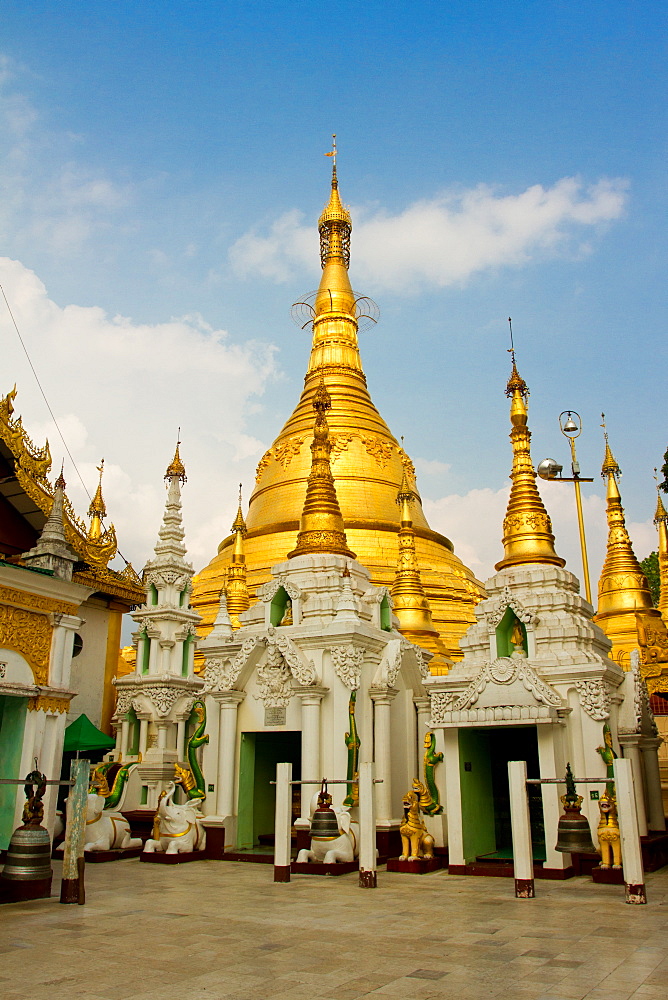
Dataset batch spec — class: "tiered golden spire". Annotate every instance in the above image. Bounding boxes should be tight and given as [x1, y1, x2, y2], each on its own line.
[309, 137, 362, 378]
[495, 357, 565, 571]
[391, 465, 452, 668]
[595, 426, 654, 620]
[226, 484, 250, 629]
[654, 480, 668, 623]
[87, 459, 107, 541]
[288, 379, 356, 559]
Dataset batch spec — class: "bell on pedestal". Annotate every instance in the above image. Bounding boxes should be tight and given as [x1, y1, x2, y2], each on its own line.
[309, 780, 340, 840]
[555, 762, 597, 855]
[0, 768, 53, 903]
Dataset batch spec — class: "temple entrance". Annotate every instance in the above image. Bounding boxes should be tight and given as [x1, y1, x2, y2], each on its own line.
[459, 725, 545, 864]
[237, 731, 301, 851]
[0, 695, 28, 850]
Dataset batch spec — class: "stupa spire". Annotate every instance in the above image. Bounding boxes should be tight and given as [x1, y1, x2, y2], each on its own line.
[391, 467, 438, 639]
[596, 424, 654, 619]
[226, 484, 250, 628]
[495, 354, 565, 571]
[307, 138, 363, 378]
[654, 478, 668, 622]
[288, 379, 356, 559]
[22, 464, 77, 579]
[87, 459, 107, 541]
[151, 441, 189, 567]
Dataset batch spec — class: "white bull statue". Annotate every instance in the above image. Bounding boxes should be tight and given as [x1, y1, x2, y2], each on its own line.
[58, 792, 142, 853]
[296, 784, 359, 865]
[143, 781, 206, 855]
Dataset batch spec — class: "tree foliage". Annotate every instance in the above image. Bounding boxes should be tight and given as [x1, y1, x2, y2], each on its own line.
[641, 551, 661, 607]
[661, 446, 668, 494]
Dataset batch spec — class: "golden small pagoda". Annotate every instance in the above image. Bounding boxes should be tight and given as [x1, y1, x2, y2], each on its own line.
[655, 486, 668, 625]
[495, 357, 565, 572]
[226, 486, 251, 629]
[391, 469, 452, 670]
[594, 431, 668, 691]
[192, 151, 483, 660]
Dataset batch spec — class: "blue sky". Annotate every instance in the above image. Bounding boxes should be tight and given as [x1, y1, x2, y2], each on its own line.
[1, 1, 666, 590]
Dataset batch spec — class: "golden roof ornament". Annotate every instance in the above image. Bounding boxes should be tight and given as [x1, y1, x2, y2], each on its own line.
[165, 436, 187, 484]
[226, 484, 250, 628]
[495, 348, 565, 572]
[288, 378, 356, 559]
[88, 459, 107, 541]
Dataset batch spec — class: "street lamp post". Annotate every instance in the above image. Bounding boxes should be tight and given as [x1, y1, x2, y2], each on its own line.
[537, 410, 594, 605]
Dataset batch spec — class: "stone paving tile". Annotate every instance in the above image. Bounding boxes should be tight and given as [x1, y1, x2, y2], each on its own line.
[1, 859, 667, 998]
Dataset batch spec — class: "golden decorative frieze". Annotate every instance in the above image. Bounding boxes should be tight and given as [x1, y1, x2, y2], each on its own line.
[329, 432, 354, 464]
[0, 603, 52, 684]
[359, 434, 394, 468]
[0, 386, 52, 482]
[0, 584, 78, 617]
[28, 694, 71, 713]
[274, 436, 306, 469]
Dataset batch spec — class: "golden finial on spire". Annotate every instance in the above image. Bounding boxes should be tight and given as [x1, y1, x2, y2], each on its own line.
[318, 134, 352, 268]
[495, 345, 564, 572]
[392, 466, 438, 638]
[600, 414, 621, 480]
[226, 483, 249, 629]
[55, 462, 66, 491]
[88, 459, 107, 540]
[288, 377, 356, 559]
[165, 432, 187, 484]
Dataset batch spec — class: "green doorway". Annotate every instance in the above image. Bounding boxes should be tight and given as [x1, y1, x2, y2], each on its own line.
[237, 731, 301, 850]
[459, 725, 545, 863]
[0, 695, 28, 850]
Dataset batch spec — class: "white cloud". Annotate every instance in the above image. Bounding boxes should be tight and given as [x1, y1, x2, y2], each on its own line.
[423, 480, 656, 597]
[414, 457, 451, 477]
[0, 256, 277, 570]
[229, 177, 628, 292]
[0, 58, 134, 254]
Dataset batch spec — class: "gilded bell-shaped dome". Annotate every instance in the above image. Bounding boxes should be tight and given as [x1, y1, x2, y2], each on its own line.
[192, 160, 484, 662]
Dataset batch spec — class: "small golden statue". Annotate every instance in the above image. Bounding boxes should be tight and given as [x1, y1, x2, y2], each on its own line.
[597, 791, 622, 869]
[399, 779, 435, 861]
[510, 618, 526, 658]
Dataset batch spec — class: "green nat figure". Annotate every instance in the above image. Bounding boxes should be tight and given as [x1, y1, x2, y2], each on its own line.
[421, 732, 444, 816]
[596, 722, 618, 797]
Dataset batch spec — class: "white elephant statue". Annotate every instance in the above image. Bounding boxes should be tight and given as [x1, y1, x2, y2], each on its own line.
[57, 792, 142, 852]
[296, 787, 359, 864]
[143, 782, 206, 855]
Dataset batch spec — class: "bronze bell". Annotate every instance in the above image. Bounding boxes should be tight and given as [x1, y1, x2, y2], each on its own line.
[0, 768, 53, 902]
[555, 762, 597, 855]
[310, 780, 340, 840]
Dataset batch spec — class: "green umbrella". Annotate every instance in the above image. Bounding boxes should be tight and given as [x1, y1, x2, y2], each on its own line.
[63, 714, 116, 753]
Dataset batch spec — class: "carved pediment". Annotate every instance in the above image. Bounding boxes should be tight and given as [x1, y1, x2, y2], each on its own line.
[430, 656, 562, 727]
[485, 586, 539, 628]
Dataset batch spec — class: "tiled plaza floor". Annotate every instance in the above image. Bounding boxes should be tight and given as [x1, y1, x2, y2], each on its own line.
[1, 859, 667, 1000]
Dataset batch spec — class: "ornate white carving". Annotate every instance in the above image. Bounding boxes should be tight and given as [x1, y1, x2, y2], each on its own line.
[575, 679, 611, 721]
[331, 645, 363, 689]
[631, 656, 659, 737]
[447, 657, 562, 716]
[144, 569, 191, 590]
[486, 586, 538, 628]
[113, 684, 192, 718]
[252, 628, 316, 707]
[114, 688, 134, 717]
[429, 691, 457, 724]
[261, 577, 302, 603]
[265, 627, 316, 685]
[401, 637, 429, 679]
[203, 657, 239, 692]
[489, 657, 516, 683]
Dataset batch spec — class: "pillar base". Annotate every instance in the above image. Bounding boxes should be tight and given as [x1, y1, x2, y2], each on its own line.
[514, 878, 535, 898]
[273, 865, 291, 883]
[359, 868, 377, 888]
[625, 882, 647, 904]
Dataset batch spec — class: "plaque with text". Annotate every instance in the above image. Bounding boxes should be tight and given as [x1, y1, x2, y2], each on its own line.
[265, 706, 287, 726]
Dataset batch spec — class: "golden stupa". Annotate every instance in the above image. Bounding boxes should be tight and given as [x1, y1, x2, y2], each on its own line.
[192, 149, 484, 660]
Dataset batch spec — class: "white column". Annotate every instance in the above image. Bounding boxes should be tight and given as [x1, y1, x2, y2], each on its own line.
[48, 615, 67, 687]
[640, 738, 666, 832]
[273, 761, 292, 882]
[508, 760, 535, 898]
[537, 725, 570, 871]
[619, 736, 648, 837]
[442, 727, 463, 865]
[139, 719, 149, 758]
[613, 757, 647, 904]
[120, 717, 130, 756]
[370, 687, 397, 822]
[358, 761, 377, 888]
[176, 719, 186, 759]
[297, 688, 327, 821]
[156, 721, 169, 750]
[215, 692, 245, 820]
